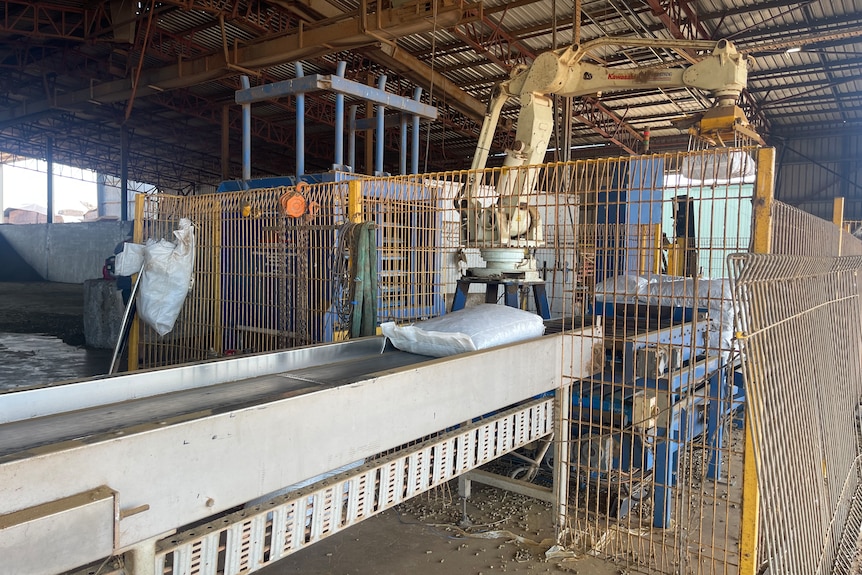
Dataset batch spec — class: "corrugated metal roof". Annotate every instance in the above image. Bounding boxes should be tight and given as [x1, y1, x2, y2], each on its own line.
[0, 0, 859, 186]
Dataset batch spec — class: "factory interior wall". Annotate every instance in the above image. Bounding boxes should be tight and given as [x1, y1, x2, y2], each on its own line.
[774, 130, 862, 220]
[0, 221, 131, 284]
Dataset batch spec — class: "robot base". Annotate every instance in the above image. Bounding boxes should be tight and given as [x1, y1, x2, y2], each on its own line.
[468, 247, 541, 282]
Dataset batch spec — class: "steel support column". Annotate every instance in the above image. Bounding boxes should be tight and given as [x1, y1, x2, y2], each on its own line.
[334, 61, 347, 170]
[46, 136, 53, 224]
[375, 75, 387, 175]
[240, 76, 251, 185]
[412, 87, 422, 174]
[120, 128, 129, 221]
[295, 63, 305, 178]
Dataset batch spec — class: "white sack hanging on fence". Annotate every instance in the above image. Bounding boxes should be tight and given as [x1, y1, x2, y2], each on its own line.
[138, 218, 195, 336]
[114, 242, 145, 275]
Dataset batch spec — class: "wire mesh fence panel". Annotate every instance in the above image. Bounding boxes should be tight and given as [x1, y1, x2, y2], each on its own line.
[771, 201, 844, 257]
[375, 147, 759, 573]
[129, 147, 806, 574]
[136, 183, 350, 369]
[730, 253, 862, 575]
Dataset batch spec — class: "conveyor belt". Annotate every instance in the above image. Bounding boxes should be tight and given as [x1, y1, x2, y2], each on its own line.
[1, 325, 603, 575]
[0, 348, 430, 459]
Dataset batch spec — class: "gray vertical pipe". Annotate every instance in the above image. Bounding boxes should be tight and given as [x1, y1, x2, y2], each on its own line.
[46, 136, 53, 224]
[334, 61, 347, 170]
[96, 173, 107, 218]
[295, 62, 305, 178]
[375, 75, 387, 175]
[400, 113, 407, 175]
[412, 87, 422, 175]
[240, 75, 251, 187]
[348, 105, 358, 172]
[120, 129, 129, 221]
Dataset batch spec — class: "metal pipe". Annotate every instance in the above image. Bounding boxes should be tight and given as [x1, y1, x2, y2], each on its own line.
[109, 263, 145, 375]
[240, 75, 251, 186]
[334, 61, 347, 170]
[375, 74, 387, 175]
[400, 113, 407, 175]
[412, 87, 422, 174]
[348, 104, 357, 172]
[120, 129, 129, 220]
[295, 62, 305, 178]
[46, 136, 54, 224]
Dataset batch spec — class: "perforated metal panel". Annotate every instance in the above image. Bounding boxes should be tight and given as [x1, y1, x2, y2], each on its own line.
[155, 398, 553, 575]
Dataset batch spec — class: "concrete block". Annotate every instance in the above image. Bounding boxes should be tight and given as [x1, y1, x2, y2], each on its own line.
[83, 279, 125, 349]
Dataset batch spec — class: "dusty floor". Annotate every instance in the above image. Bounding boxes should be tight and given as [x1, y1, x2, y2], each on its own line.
[0, 281, 112, 390]
[261, 483, 624, 575]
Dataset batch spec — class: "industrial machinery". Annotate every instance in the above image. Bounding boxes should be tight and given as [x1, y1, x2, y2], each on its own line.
[664, 194, 699, 277]
[459, 300, 743, 529]
[456, 37, 755, 281]
[455, 37, 751, 528]
[574, 300, 742, 527]
[0, 327, 602, 575]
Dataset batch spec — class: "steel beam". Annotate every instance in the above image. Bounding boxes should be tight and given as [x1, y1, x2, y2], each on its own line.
[235, 73, 437, 120]
[365, 42, 487, 122]
[0, 0, 478, 125]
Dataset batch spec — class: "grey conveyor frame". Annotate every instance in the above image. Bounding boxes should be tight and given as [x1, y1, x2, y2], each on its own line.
[0, 328, 602, 575]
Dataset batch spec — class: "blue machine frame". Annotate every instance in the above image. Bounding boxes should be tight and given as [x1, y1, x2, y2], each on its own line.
[574, 303, 744, 528]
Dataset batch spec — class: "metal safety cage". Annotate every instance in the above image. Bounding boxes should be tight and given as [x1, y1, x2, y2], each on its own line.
[131, 147, 764, 574]
[133, 176, 457, 369]
[376, 147, 759, 574]
[135, 182, 351, 369]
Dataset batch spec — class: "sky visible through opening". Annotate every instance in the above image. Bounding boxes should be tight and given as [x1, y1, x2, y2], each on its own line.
[1, 158, 98, 222]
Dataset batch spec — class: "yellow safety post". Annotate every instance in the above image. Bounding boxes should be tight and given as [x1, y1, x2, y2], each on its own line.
[127, 194, 146, 372]
[751, 148, 774, 254]
[739, 146, 774, 575]
[653, 223, 663, 274]
[833, 197, 845, 256]
[348, 179, 363, 223]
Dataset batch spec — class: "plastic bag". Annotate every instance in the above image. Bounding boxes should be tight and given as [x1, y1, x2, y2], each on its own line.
[637, 275, 735, 358]
[594, 274, 649, 303]
[114, 243, 145, 276]
[381, 304, 546, 357]
[138, 218, 195, 336]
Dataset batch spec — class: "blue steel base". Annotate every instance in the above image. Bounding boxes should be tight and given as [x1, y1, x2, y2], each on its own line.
[451, 277, 551, 319]
[572, 310, 742, 528]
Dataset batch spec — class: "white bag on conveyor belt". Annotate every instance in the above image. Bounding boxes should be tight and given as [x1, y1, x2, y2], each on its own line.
[381, 304, 546, 358]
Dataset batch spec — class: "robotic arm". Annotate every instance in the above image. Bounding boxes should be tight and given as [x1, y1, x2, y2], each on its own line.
[458, 38, 754, 277]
